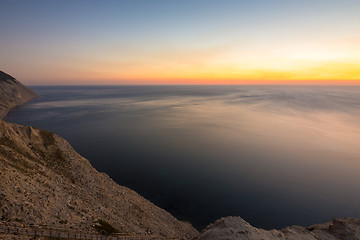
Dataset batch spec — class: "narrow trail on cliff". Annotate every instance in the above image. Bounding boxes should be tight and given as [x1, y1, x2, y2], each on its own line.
[0, 221, 178, 240]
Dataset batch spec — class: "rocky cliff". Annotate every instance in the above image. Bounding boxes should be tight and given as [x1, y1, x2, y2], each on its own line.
[0, 71, 38, 118]
[195, 217, 360, 240]
[0, 71, 198, 239]
[0, 120, 197, 238]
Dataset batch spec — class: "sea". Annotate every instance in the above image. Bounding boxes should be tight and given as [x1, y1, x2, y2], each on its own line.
[5, 85, 360, 230]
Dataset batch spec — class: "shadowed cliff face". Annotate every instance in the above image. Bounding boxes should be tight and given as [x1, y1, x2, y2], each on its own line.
[0, 71, 38, 118]
[0, 70, 198, 239]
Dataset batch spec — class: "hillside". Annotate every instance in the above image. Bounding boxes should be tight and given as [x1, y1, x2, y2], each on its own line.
[0, 71, 38, 118]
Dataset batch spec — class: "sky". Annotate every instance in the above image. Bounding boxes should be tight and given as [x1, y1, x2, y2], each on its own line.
[1, 0, 360, 85]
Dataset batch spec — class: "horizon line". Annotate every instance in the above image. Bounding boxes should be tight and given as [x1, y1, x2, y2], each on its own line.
[23, 79, 360, 86]
[27, 83, 360, 87]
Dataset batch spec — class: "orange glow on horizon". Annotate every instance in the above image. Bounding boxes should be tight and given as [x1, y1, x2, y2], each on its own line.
[13, 39, 360, 86]
[97, 79, 360, 86]
[56, 60, 359, 85]
[2, 0, 360, 86]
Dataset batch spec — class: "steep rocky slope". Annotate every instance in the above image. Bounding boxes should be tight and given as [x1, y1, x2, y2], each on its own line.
[0, 70, 198, 239]
[0, 71, 38, 118]
[195, 216, 360, 240]
[0, 120, 197, 238]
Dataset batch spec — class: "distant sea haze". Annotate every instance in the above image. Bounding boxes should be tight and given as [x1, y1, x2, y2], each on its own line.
[5, 85, 360, 230]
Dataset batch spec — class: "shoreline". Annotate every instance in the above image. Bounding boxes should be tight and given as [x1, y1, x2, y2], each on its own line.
[0, 71, 199, 239]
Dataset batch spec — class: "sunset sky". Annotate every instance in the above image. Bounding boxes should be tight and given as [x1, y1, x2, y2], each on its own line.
[1, 0, 360, 85]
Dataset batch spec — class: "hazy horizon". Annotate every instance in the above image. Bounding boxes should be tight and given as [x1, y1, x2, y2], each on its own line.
[1, 0, 360, 85]
[22, 82, 360, 87]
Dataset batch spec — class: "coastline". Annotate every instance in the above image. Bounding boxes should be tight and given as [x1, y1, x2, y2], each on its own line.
[0, 71, 199, 239]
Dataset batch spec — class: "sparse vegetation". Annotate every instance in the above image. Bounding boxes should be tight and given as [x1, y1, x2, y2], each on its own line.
[0, 136, 35, 161]
[39, 129, 56, 148]
[37, 130, 75, 184]
[95, 219, 119, 235]
[59, 220, 68, 224]
[0, 138, 35, 174]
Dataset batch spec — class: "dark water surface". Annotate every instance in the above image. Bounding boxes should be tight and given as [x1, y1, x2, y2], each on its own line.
[5, 85, 360, 230]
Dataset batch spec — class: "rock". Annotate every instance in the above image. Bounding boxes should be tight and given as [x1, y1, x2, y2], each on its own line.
[195, 216, 360, 240]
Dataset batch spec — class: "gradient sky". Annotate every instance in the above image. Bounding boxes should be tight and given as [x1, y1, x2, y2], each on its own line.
[1, 0, 360, 85]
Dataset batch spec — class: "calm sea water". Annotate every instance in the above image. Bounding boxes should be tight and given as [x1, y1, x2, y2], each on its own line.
[5, 85, 360, 230]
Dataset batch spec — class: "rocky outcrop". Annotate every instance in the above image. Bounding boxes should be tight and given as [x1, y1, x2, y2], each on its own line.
[195, 217, 360, 240]
[0, 71, 38, 118]
[0, 70, 198, 239]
